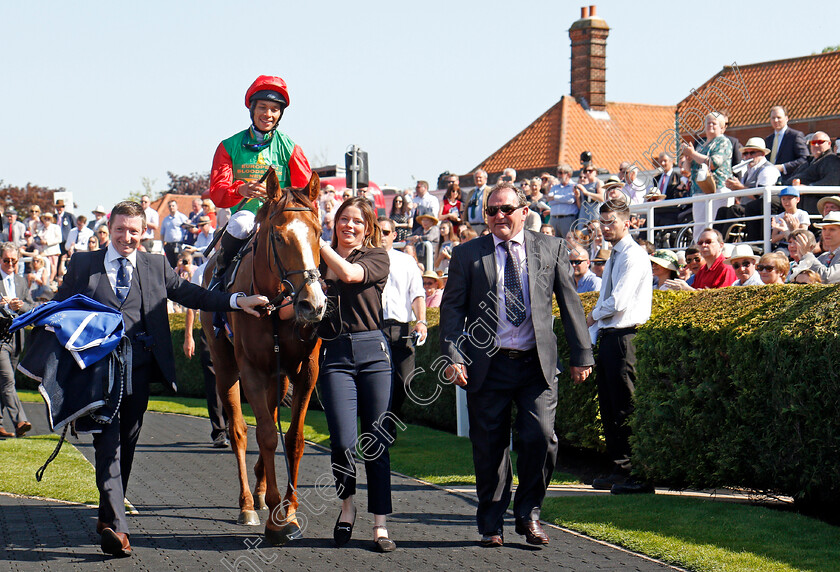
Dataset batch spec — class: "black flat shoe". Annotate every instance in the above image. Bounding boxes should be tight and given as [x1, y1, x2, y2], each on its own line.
[333, 509, 355, 546]
[372, 525, 396, 553]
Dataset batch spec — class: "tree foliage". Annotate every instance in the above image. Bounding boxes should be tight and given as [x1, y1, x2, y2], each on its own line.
[0, 180, 67, 213]
[166, 171, 210, 196]
[821, 45, 840, 53]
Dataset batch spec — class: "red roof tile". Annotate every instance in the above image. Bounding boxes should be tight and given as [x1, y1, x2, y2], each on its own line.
[677, 51, 840, 131]
[475, 96, 676, 174]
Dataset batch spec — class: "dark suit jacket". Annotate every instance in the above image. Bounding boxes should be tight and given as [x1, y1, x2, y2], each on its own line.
[0, 272, 34, 355]
[726, 134, 743, 167]
[439, 231, 594, 392]
[55, 249, 233, 388]
[765, 128, 808, 175]
[57, 211, 76, 242]
[652, 170, 688, 201]
[798, 152, 840, 187]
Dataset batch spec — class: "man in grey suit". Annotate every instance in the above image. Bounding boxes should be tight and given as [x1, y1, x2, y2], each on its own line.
[0, 242, 34, 438]
[55, 201, 268, 557]
[440, 182, 594, 548]
[3, 208, 27, 249]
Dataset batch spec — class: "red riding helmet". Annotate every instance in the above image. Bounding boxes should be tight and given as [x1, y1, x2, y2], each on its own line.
[245, 75, 290, 109]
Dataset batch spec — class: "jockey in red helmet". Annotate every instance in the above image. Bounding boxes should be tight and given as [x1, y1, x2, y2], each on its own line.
[207, 75, 312, 290]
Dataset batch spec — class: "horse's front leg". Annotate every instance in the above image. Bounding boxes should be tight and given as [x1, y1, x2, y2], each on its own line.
[281, 344, 321, 537]
[239, 362, 287, 546]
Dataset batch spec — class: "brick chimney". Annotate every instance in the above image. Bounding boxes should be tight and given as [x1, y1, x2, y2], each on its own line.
[569, 5, 610, 111]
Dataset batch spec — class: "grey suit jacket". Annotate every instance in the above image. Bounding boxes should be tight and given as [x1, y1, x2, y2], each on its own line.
[439, 231, 594, 391]
[0, 272, 34, 354]
[55, 249, 234, 388]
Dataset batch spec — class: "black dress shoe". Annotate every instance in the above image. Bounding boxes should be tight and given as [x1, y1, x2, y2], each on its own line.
[515, 518, 549, 545]
[372, 526, 396, 552]
[333, 509, 356, 546]
[592, 473, 628, 490]
[611, 477, 655, 495]
[479, 533, 504, 547]
[100, 528, 132, 557]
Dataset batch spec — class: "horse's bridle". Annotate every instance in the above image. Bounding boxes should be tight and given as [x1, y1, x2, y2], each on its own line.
[258, 206, 321, 315]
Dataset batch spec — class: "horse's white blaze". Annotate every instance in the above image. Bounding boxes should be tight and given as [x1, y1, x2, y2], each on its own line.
[287, 219, 327, 315]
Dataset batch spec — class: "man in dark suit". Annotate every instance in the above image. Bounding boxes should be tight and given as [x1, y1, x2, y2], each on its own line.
[55, 201, 267, 557]
[440, 182, 594, 548]
[0, 242, 34, 439]
[648, 152, 690, 232]
[53, 199, 76, 258]
[765, 106, 809, 178]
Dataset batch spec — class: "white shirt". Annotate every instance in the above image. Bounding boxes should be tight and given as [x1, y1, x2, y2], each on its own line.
[622, 181, 646, 205]
[492, 231, 536, 351]
[66, 226, 94, 252]
[1, 269, 17, 301]
[413, 192, 440, 218]
[144, 207, 160, 239]
[733, 271, 763, 286]
[591, 233, 652, 330]
[771, 209, 811, 233]
[382, 248, 424, 322]
[105, 244, 242, 308]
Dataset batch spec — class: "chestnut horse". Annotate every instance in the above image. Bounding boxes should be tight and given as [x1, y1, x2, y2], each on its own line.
[202, 168, 326, 546]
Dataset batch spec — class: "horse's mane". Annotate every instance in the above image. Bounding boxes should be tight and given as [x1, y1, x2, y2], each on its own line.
[255, 187, 318, 225]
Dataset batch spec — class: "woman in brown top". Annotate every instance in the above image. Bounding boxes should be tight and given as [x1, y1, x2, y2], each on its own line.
[317, 196, 395, 552]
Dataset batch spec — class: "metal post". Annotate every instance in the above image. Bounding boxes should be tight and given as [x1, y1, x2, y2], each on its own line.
[351, 144, 358, 197]
[762, 186, 772, 254]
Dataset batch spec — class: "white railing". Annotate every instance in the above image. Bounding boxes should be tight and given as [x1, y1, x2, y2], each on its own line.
[628, 185, 840, 253]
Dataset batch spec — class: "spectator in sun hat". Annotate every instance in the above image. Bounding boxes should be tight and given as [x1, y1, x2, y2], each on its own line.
[649, 250, 679, 289]
[88, 205, 108, 231]
[421, 270, 442, 308]
[791, 211, 840, 283]
[817, 195, 840, 217]
[725, 244, 762, 286]
[591, 248, 610, 279]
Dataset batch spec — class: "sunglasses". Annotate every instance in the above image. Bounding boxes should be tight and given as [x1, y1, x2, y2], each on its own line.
[686, 256, 702, 263]
[809, 140, 829, 146]
[730, 260, 753, 269]
[756, 265, 776, 272]
[485, 204, 524, 217]
[381, 230, 392, 236]
[2, 258, 18, 263]
[570, 260, 588, 266]
[592, 260, 606, 266]
[696, 239, 714, 245]
[583, 169, 596, 173]
[742, 151, 761, 157]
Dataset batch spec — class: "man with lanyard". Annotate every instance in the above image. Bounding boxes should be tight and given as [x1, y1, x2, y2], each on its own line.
[208, 75, 312, 289]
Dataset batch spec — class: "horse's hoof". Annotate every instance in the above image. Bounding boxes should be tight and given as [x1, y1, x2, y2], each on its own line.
[264, 525, 293, 546]
[237, 510, 260, 526]
[281, 522, 303, 542]
[255, 493, 268, 511]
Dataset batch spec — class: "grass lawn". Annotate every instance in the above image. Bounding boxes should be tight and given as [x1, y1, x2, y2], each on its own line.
[0, 434, 98, 505]
[544, 495, 840, 572]
[13, 390, 840, 571]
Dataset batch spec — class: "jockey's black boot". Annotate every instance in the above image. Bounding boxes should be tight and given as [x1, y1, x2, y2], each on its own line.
[208, 232, 246, 291]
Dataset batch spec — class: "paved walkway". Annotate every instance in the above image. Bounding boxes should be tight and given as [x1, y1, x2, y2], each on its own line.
[1, 402, 678, 571]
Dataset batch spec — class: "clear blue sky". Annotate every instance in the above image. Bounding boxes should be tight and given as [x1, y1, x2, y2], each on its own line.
[1, 0, 837, 216]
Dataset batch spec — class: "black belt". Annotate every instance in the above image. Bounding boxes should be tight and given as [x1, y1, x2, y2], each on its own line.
[600, 326, 638, 336]
[497, 347, 537, 360]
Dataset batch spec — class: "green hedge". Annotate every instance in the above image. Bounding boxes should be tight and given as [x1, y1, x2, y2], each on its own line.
[632, 285, 840, 508]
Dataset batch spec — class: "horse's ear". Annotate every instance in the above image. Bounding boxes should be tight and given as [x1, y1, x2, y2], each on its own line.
[306, 172, 320, 203]
[265, 167, 280, 201]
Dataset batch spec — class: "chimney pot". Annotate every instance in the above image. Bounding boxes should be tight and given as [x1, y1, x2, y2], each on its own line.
[581, 7, 588, 18]
[590, 5, 596, 17]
